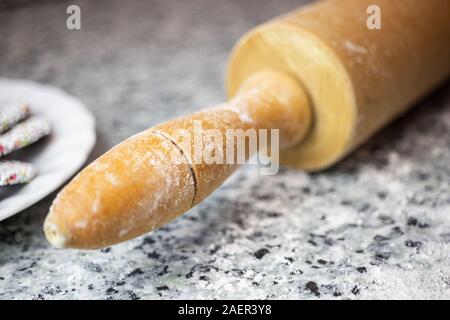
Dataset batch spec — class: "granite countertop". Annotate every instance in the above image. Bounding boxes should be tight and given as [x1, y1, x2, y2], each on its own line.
[0, 0, 449, 300]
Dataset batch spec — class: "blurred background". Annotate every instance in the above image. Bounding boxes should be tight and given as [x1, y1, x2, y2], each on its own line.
[0, 0, 306, 159]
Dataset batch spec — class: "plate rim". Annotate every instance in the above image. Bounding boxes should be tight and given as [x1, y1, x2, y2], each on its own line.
[0, 78, 97, 222]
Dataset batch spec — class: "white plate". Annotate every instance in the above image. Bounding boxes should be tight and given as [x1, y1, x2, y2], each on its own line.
[0, 79, 96, 221]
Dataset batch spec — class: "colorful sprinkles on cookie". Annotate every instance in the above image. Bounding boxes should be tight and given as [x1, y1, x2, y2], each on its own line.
[0, 103, 31, 133]
[0, 161, 37, 186]
[0, 117, 51, 157]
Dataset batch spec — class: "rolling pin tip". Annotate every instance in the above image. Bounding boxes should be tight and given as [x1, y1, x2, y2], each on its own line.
[43, 219, 68, 249]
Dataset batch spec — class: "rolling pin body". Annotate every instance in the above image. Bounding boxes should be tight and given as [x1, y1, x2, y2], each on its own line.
[229, 0, 450, 170]
[45, 72, 311, 248]
[45, 0, 450, 249]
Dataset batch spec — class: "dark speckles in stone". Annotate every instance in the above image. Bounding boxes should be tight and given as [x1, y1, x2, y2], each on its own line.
[356, 267, 367, 273]
[375, 252, 391, 261]
[157, 265, 169, 276]
[227, 268, 244, 277]
[254, 248, 270, 259]
[266, 211, 282, 218]
[377, 191, 387, 199]
[308, 233, 334, 246]
[86, 262, 103, 273]
[255, 193, 275, 201]
[88, 284, 94, 290]
[115, 280, 126, 286]
[248, 231, 264, 240]
[147, 251, 161, 259]
[143, 237, 155, 245]
[417, 172, 430, 181]
[333, 291, 342, 297]
[17, 261, 36, 272]
[276, 181, 287, 190]
[230, 216, 246, 229]
[407, 217, 430, 229]
[351, 285, 360, 295]
[389, 226, 404, 237]
[186, 215, 198, 222]
[358, 203, 371, 212]
[185, 270, 194, 279]
[173, 254, 189, 262]
[378, 215, 395, 225]
[291, 269, 303, 275]
[100, 247, 111, 253]
[323, 284, 342, 297]
[186, 265, 198, 278]
[341, 200, 352, 206]
[156, 285, 169, 291]
[42, 285, 62, 295]
[408, 196, 430, 206]
[128, 291, 141, 300]
[407, 217, 419, 226]
[305, 281, 320, 296]
[317, 259, 327, 265]
[419, 221, 430, 229]
[209, 244, 221, 255]
[440, 233, 450, 243]
[106, 287, 118, 295]
[405, 240, 422, 248]
[285, 257, 294, 263]
[127, 268, 144, 277]
[235, 201, 251, 213]
[373, 235, 390, 242]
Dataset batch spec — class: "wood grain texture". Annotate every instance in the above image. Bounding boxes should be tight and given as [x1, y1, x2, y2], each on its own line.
[228, 0, 450, 170]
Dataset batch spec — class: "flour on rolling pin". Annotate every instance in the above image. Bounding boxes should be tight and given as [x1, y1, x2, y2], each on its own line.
[44, 0, 450, 249]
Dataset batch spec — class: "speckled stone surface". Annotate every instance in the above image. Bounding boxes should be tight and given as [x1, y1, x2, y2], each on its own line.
[0, 0, 449, 300]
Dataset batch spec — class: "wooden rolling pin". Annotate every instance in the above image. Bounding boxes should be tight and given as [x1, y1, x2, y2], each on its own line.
[44, 0, 450, 249]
